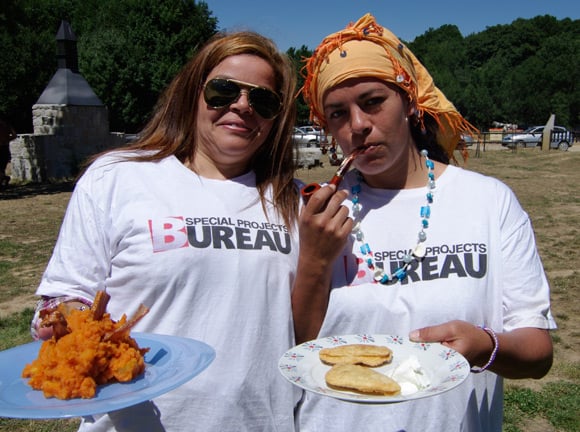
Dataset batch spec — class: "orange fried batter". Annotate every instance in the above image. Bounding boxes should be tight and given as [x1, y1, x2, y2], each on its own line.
[22, 308, 149, 400]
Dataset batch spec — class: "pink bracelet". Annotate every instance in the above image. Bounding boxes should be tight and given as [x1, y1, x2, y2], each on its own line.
[470, 326, 499, 373]
[30, 295, 92, 340]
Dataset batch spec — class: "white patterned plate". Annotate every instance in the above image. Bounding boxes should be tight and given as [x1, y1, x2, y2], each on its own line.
[278, 334, 469, 403]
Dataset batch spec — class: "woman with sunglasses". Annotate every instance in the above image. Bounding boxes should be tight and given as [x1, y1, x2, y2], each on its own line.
[292, 14, 555, 431]
[29, 31, 300, 431]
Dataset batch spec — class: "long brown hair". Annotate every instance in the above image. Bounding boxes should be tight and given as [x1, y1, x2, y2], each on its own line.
[91, 31, 299, 227]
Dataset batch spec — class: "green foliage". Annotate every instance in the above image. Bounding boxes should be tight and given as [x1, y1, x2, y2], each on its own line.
[440, 15, 580, 129]
[410, 25, 473, 121]
[75, 0, 218, 132]
[0, 0, 217, 132]
[0, 0, 65, 131]
[286, 45, 312, 125]
[0, 5, 577, 133]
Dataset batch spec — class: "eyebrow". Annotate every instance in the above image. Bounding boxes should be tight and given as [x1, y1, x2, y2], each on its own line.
[324, 88, 380, 111]
[323, 101, 344, 111]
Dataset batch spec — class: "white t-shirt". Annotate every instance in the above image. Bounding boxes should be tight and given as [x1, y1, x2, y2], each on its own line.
[296, 165, 556, 432]
[36, 152, 301, 431]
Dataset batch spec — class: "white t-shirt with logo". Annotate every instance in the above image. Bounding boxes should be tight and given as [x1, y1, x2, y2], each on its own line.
[36, 152, 301, 431]
[295, 165, 556, 432]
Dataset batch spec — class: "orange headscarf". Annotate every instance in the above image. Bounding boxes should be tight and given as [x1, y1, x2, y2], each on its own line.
[302, 13, 477, 158]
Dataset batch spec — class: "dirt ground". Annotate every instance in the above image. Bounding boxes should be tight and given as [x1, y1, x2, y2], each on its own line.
[0, 182, 74, 317]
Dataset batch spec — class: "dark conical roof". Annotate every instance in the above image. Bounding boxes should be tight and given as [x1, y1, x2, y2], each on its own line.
[56, 20, 77, 42]
[35, 20, 103, 106]
[36, 69, 103, 105]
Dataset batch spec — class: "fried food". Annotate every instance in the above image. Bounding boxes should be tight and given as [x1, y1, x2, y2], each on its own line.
[325, 364, 401, 396]
[319, 344, 393, 367]
[38, 307, 69, 340]
[22, 292, 150, 400]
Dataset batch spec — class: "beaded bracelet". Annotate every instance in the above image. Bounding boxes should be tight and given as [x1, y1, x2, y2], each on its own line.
[470, 326, 499, 373]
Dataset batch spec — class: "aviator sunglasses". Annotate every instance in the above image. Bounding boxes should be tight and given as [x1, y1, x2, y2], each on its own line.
[203, 78, 282, 120]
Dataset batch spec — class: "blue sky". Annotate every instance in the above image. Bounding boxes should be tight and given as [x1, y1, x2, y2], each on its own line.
[203, 0, 579, 50]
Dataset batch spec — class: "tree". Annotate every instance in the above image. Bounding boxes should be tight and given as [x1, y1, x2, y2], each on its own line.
[409, 25, 473, 122]
[1, 6, 578, 133]
[0, 0, 65, 132]
[286, 45, 312, 126]
[461, 16, 579, 128]
[0, 0, 217, 133]
[75, 0, 217, 131]
[407, 16, 579, 129]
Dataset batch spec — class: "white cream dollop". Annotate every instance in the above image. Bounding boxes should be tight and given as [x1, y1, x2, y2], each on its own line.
[387, 355, 431, 395]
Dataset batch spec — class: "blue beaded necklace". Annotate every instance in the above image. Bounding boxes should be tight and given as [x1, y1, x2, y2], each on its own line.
[351, 149, 435, 284]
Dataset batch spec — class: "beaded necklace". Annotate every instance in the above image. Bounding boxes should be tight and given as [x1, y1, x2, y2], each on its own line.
[351, 149, 435, 284]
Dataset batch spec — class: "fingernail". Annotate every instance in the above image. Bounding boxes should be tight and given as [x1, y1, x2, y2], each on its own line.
[409, 330, 420, 341]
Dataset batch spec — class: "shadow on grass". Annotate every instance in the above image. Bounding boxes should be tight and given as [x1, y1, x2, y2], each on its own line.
[0, 182, 74, 200]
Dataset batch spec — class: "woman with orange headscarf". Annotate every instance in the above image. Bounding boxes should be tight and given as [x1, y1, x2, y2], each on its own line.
[292, 14, 555, 431]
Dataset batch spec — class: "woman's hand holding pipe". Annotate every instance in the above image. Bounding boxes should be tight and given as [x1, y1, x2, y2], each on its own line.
[293, 184, 353, 343]
[299, 184, 352, 267]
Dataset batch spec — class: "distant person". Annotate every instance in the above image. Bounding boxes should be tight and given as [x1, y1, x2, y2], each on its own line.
[293, 13, 555, 431]
[0, 118, 16, 188]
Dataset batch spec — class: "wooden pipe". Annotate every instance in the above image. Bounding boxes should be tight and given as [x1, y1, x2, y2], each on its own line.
[301, 150, 360, 202]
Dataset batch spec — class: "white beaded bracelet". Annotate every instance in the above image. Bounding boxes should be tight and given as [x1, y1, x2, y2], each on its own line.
[470, 326, 499, 373]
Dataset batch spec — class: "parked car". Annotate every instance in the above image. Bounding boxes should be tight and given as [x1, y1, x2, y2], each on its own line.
[292, 127, 320, 148]
[292, 126, 330, 148]
[502, 126, 573, 151]
[297, 126, 330, 146]
[297, 126, 319, 134]
[458, 133, 474, 148]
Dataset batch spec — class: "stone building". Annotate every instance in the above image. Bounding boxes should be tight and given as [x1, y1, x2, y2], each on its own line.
[9, 20, 126, 183]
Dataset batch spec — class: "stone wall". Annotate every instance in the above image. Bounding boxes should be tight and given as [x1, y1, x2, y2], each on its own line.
[10, 104, 126, 182]
[295, 147, 323, 169]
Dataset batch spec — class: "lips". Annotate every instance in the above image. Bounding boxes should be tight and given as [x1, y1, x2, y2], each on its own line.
[220, 119, 250, 128]
[356, 144, 380, 155]
[218, 119, 254, 134]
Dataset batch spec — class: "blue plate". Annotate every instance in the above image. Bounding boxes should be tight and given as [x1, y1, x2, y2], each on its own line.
[0, 333, 215, 419]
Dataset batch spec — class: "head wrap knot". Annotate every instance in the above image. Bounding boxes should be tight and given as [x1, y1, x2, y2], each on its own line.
[302, 13, 477, 157]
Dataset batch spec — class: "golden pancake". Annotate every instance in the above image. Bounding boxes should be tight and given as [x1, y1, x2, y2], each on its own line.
[325, 364, 401, 396]
[319, 344, 393, 367]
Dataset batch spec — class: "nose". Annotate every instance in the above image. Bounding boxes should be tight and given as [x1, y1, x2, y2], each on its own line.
[230, 89, 253, 115]
[350, 107, 371, 135]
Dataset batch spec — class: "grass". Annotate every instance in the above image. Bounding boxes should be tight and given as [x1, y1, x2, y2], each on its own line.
[0, 308, 35, 350]
[503, 383, 579, 432]
[0, 311, 80, 431]
[1, 147, 579, 431]
[0, 418, 78, 432]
